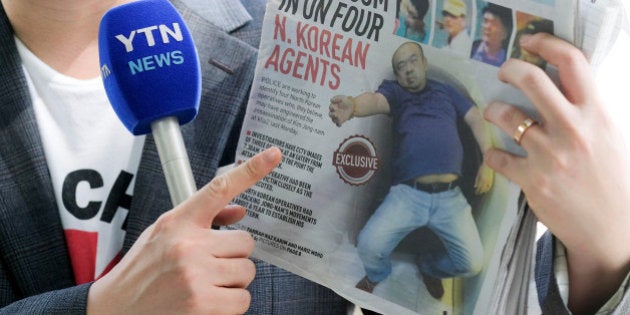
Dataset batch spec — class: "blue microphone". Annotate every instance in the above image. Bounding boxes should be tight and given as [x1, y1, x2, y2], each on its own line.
[99, 0, 201, 205]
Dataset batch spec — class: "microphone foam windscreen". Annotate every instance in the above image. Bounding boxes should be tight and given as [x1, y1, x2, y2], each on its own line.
[99, 0, 201, 135]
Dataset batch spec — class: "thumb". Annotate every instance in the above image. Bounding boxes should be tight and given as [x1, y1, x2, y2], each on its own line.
[174, 146, 282, 227]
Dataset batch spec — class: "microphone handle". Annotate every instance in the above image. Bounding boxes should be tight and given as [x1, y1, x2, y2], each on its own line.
[151, 116, 197, 206]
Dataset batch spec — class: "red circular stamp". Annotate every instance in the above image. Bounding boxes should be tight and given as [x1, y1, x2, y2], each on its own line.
[332, 135, 380, 186]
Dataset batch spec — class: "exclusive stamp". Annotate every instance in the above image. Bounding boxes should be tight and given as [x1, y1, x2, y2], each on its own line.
[332, 135, 380, 186]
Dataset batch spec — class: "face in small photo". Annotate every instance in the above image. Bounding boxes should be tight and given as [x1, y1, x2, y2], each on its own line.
[433, 0, 472, 57]
[511, 13, 554, 68]
[395, 0, 432, 44]
[470, 2, 513, 67]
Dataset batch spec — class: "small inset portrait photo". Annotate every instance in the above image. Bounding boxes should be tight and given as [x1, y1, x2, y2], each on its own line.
[432, 0, 473, 57]
[511, 13, 554, 68]
[395, 0, 433, 44]
[470, 1, 513, 67]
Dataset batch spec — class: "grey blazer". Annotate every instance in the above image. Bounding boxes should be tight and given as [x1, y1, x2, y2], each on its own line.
[0, 0, 347, 313]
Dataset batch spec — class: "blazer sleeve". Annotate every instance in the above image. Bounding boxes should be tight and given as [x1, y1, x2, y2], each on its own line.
[535, 231, 630, 314]
[535, 231, 570, 314]
[0, 262, 90, 314]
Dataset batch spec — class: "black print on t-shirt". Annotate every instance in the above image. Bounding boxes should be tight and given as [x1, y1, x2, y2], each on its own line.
[62, 169, 133, 230]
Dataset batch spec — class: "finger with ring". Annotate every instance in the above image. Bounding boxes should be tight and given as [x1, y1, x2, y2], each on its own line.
[513, 117, 538, 145]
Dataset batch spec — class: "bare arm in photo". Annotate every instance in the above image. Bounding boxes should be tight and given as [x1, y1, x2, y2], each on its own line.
[329, 92, 391, 127]
[464, 106, 494, 194]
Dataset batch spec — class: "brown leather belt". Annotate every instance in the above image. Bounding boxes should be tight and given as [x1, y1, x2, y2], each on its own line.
[403, 180, 457, 193]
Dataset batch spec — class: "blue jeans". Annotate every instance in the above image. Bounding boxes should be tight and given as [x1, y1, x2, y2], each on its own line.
[357, 184, 483, 282]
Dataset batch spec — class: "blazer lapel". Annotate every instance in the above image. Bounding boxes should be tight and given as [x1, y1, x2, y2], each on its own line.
[0, 5, 75, 296]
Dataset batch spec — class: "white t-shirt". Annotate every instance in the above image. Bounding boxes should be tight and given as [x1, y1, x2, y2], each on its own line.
[16, 38, 145, 284]
[446, 30, 472, 57]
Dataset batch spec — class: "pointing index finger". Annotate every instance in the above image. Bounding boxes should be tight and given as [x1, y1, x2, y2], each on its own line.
[177, 147, 282, 227]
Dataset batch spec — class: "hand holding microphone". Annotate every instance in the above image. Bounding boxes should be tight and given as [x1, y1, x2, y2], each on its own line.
[89, 145, 282, 314]
[91, 1, 283, 313]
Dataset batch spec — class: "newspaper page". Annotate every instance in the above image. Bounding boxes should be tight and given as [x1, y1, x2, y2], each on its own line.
[230, 0, 576, 314]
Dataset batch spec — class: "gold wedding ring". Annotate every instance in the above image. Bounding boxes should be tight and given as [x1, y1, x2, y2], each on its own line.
[513, 117, 537, 145]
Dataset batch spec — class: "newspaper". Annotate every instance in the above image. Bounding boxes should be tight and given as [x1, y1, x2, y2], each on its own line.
[229, 0, 578, 314]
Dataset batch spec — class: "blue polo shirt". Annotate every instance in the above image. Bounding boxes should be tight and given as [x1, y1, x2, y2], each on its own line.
[377, 79, 473, 184]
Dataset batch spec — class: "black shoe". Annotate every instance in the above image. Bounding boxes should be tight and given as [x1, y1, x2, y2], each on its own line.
[420, 272, 444, 299]
[361, 308, 383, 315]
[416, 257, 444, 299]
[355, 276, 379, 293]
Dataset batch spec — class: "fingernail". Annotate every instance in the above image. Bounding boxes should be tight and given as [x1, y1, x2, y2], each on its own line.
[520, 34, 532, 46]
[263, 147, 280, 162]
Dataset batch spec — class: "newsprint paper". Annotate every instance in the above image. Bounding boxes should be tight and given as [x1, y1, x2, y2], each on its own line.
[229, 0, 577, 314]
